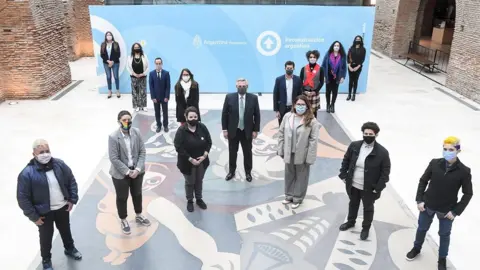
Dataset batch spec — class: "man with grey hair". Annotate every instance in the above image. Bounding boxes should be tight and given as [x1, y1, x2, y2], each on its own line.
[221, 78, 261, 182]
[17, 139, 82, 270]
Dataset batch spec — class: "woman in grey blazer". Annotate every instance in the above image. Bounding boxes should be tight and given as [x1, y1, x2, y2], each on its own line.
[108, 110, 151, 235]
[277, 95, 320, 209]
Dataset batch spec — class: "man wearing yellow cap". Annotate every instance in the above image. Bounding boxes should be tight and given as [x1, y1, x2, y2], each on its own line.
[406, 136, 473, 270]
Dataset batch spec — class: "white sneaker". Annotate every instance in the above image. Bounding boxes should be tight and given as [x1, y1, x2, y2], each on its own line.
[282, 199, 291, 204]
[135, 107, 140, 112]
[291, 203, 300, 209]
[143, 107, 148, 112]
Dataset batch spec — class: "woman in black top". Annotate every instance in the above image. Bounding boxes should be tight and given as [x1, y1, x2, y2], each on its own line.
[174, 68, 200, 125]
[127, 43, 149, 112]
[174, 106, 212, 212]
[347, 35, 366, 101]
[100, 31, 121, 98]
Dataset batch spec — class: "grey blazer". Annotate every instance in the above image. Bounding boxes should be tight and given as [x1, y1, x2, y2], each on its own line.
[277, 112, 320, 165]
[108, 127, 146, 179]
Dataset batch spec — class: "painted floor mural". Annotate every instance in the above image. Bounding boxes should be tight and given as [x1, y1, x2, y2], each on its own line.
[39, 110, 450, 270]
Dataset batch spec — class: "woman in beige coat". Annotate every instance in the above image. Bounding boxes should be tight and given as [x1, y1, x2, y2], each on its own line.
[277, 95, 320, 209]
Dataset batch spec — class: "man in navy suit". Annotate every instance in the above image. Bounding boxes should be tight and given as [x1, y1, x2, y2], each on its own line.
[273, 61, 303, 126]
[149, 57, 171, 133]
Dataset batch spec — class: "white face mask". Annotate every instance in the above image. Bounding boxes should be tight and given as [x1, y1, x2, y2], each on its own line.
[334, 45, 340, 52]
[36, 153, 52, 164]
[309, 59, 316, 64]
[182, 76, 190, 82]
[106, 35, 112, 41]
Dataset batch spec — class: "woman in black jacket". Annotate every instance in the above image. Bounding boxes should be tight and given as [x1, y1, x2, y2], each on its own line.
[174, 106, 211, 212]
[100, 31, 121, 99]
[175, 68, 200, 125]
[347, 35, 366, 101]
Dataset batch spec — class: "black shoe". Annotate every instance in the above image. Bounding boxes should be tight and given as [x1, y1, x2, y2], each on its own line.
[120, 219, 131, 235]
[42, 259, 53, 270]
[64, 247, 82, 260]
[346, 94, 351, 101]
[326, 105, 331, 113]
[352, 94, 356, 101]
[196, 199, 207, 209]
[187, 200, 194, 212]
[245, 172, 252, 182]
[406, 247, 420, 261]
[156, 126, 162, 133]
[225, 172, 235, 181]
[135, 214, 151, 227]
[164, 126, 169, 132]
[331, 104, 335, 113]
[438, 257, 447, 270]
[360, 229, 369, 240]
[339, 222, 355, 231]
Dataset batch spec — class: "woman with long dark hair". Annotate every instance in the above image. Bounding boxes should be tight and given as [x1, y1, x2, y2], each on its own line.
[100, 31, 121, 98]
[347, 35, 366, 101]
[175, 68, 200, 125]
[277, 95, 320, 209]
[126, 43, 149, 112]
[321, 41, 347, 113]
[299, 50, 324, 118]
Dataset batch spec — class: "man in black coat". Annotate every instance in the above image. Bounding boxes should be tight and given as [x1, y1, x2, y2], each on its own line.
[338, 122, 391, 240]
[17, 139, 82, 270]
[405, 136, 473, 270]
[221, 78, 261, 182]
[273, 60, 303, 126]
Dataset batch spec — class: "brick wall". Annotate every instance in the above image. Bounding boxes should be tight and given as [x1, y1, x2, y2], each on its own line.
[0, 0, 71, 99]
[446, 0, 480, 103]
[373, 0, 480, 102]
[66, 0, 103, 60]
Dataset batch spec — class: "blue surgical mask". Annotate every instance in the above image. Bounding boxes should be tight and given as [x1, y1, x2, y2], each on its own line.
[443, 151, 457, 161]
[295, 105, 306, 115]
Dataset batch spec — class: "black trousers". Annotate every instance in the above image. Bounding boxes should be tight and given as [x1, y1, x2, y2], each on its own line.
[325, 82, 339, 106]
[184, 165, 206, 201]
[154, 101, 168, 128]
[278, 105, 292, 126]
[228, 129, 253, 174]
[38, 204, 75, 260]
[348, 69, 362, 95]
[347, 186, 377, 230]
[112, 173, 144, 219]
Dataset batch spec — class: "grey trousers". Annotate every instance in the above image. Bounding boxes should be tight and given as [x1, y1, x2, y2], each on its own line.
[284, 153, 311, 203]
[184, 165, 205, 201]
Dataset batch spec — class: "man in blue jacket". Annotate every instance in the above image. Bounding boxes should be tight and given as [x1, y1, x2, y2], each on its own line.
[149, 57, 171, 133]
[17, 139, 82, 270]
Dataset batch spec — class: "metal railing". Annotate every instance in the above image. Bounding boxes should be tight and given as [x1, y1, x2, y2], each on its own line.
[408, 41, 450, 73]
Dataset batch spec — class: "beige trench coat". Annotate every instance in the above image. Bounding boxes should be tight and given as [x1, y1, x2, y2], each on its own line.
[277, 112, 320, 165]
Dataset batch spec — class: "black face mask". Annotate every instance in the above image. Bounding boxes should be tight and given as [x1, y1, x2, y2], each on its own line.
[286, 70, 293, 75]
[134, 48, 141, 53]
[354, 41, 361, 46]
[187, 119, 198, 127]
[363, 136, 375, 144]
[237, 87, 247, 95]
[120, 120, 132, 131]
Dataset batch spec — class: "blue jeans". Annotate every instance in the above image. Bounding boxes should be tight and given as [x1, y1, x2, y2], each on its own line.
[413, 207, 453, 258]
[104, 62, 119, 91]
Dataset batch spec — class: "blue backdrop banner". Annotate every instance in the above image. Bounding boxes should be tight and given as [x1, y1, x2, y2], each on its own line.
[90, 5, 375, 94]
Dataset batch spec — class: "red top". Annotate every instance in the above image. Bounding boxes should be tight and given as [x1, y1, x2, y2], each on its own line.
[303, 64, 320, 88]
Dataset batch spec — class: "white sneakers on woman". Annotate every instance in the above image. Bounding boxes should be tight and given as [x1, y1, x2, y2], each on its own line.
[282, 199, 300, 209]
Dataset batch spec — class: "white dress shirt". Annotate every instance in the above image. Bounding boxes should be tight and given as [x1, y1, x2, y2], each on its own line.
[45, 170, 67, 210]
[285, 76, 293, 106]
[352, 142, 374, 190]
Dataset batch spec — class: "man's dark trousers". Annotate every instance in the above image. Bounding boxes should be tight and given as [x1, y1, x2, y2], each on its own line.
[38, 204, 75, 260]
[154, 101, 168, 129]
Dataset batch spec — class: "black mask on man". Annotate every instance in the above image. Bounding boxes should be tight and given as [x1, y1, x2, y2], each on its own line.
[286, 70, 293, 76]
[237, 86, 247, 95]
[187, 119, 198, 127]
[363, 136, 375, 144]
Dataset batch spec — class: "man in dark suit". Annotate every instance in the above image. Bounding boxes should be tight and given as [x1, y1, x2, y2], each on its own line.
[149, 57, 171, 133]
[273, 60, 303, 125]
[221, 78, 261, 182]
